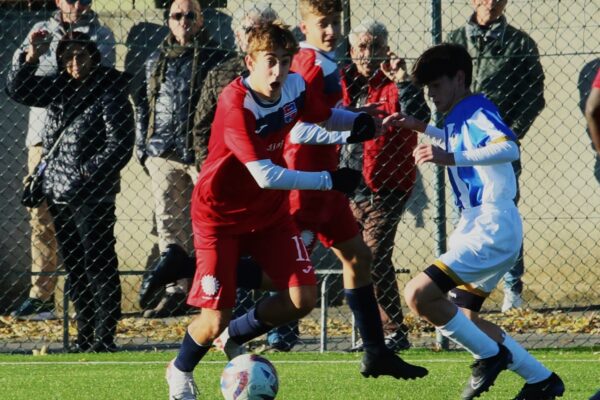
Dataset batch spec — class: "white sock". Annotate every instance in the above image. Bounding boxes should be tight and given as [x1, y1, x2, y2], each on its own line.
[438, 310, 498, 359]
[502, 333, 552, 384]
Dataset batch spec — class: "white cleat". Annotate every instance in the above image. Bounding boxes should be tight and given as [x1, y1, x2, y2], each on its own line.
[213, 328, 246, 360]
[166, 359, 198, 400]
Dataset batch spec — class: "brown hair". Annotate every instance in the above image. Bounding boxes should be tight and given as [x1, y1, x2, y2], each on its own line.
[246, 20, 299, 58]
[298, 0, 342, 19]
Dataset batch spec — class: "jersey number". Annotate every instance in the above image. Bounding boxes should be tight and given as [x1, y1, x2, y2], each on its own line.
[292, 235, 310, 262]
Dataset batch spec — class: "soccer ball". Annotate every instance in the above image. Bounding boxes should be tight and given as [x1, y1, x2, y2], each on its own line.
[220, 354, 279, 400]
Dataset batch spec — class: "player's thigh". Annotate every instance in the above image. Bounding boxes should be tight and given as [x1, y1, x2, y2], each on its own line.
[317, 197, 360, 248]
[245, 218, 317, 291]
[188, 227, 240, 309]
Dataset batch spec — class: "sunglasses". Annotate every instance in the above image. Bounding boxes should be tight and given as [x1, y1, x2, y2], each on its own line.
[65, 0, 93, 5]
[169, 12, 197, 21]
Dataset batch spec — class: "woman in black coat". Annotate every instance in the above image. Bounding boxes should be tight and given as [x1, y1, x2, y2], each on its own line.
[7, 31, 134, 352]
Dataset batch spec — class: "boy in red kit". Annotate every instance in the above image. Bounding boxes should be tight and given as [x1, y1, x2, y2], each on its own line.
[166, 22, 395, 400]
[282, 0, 428, 381]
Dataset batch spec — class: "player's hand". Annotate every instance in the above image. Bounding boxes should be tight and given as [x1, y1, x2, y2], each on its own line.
[26, 29, 51, 62]
[385, 112, 427, 133]
[347, 113, 375, 143]
[412, 143, 455, 166]
[381, 51, 409, 84]
[329, 168, 361, 195]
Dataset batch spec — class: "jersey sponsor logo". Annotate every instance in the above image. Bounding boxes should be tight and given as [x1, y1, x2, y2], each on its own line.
[302, 265, 314, 274]
[282, 101, 298, 124]
[266, 140, 284, 152]
[200, 274, 220, 297]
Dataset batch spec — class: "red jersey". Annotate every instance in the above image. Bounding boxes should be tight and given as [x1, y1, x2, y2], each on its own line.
[284, 43, 343, 172]
[341, 66, 418, 193]
[593, 68, 600, 89]
[192, 74, 330, 233]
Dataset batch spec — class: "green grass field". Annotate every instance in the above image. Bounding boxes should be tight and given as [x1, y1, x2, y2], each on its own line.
[0, 349, 597, 399]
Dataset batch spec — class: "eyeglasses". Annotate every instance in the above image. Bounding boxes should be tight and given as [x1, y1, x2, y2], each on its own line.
[169, 12, 197, 21]
[65, 0, 93, 5]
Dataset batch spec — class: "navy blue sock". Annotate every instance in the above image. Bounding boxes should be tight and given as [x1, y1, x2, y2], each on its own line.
[174, 330, 210, 372]
[228, 306, 272, 345]
[345, 284, 386, 354]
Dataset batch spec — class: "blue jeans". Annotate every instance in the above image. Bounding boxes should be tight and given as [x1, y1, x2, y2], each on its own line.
[503, 160, 524, 293]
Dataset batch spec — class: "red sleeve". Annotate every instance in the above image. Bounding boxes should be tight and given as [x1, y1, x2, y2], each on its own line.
[223, 106, 270, 164]
[593, 68, 600, 89]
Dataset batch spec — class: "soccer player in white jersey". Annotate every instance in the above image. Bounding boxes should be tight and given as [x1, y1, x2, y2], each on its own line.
[394, 43, 564, 400]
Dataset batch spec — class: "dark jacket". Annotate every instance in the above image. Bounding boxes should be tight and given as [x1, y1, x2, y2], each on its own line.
[135, 31, 230, 165]
[6, 56, 134, 202]
[192, 54, 245, 168]
[447, 15, 545, 139]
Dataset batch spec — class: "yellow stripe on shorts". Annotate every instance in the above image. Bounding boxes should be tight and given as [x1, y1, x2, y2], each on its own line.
[432, 260, 465, 286]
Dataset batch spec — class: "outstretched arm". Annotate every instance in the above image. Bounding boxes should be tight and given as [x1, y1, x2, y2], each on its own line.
[585, 85, 600, 155]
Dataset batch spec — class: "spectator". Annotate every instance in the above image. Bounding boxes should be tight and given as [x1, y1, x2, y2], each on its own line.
[340, 19, 430, 352]
[192, 3, 299, 352]
[6, 32, 134, 352]
[447, 0, 545, 312]
[585, 67, 600, 155]
[135, 0, 229, 318]
[10, 0, 115, 321]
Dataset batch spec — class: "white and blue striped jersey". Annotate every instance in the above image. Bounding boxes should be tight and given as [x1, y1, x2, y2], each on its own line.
[444, 94, 518, 210]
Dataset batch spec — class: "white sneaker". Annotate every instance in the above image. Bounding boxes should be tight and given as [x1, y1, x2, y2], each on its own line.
[501, 289, 523, 312]
[166, 359, 198, 400]
[213, 328, 246, 360]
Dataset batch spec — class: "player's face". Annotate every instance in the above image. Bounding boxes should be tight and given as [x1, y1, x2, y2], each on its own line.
[300, 12, 341, 53]
[471, 0, 507, 26]
[425, 72, 466, 113]
[168, 0, 204, 45]
[246, 49, 292, 102]
[56, 0, 91, 24]
[350, 32, 389, 78]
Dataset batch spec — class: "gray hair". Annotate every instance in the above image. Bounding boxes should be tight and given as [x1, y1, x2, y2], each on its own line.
[231, 4, 279, 36]
[348, 18, 389, 48]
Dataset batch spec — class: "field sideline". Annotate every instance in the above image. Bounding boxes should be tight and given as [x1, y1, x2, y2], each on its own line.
[0, 349, 598, 399]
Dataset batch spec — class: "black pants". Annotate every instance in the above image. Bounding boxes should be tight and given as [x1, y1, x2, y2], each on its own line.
[49, 200, 121, 347]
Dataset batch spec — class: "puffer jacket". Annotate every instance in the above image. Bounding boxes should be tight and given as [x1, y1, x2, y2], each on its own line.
[135, 31, 230, 165]
[447, 15, 545, 139]
[6, 57, 134, 202]
[12, 10, 116, 146]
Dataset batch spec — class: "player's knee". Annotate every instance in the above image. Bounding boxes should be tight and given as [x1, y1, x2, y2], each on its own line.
[291, 287, 317, 317]
[404, 279, 425, 315]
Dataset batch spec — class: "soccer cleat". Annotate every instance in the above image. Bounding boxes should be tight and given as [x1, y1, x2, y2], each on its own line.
[360, 349, 428, 380]
[512, 372, 565, 400]
[166, 359, 198, 400]
[143, 291, 192, 318]
[384, 328, 411, 352]
[213, 328, 247, 360]
[502, 288, 523, 312]
[139, 244, 195, 309]
[10, 297, 56, 321]
[461, 344, 512, 400]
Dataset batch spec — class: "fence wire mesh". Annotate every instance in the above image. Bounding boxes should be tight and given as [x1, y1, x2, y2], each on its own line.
[0, 0, 598, 353]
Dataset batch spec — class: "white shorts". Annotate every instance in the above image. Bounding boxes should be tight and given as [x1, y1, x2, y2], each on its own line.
[436, 202, 522, 295]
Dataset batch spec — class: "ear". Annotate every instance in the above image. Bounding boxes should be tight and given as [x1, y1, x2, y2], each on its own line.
[299, 20, 308, 36]
[55, 0, 61, 7]
[349, 44, 357, 60]
[245, 54, 254, 72]
[456, 70, 466, 88]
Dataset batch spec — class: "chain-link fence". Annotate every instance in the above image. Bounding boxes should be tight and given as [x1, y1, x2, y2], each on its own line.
[0, 0, 598, 354]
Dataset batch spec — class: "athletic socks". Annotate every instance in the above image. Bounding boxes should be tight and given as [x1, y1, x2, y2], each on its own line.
[502, 333, 552, 383]
[345, 284, 386, 353]
[228, 306, 272, 345]
[438, 309, 499, 359]
[174, 330, 210, 372]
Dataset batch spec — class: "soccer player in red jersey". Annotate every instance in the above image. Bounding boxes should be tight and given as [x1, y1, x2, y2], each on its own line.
[166, 21, 398, 400]
[283, 0, 428, 380]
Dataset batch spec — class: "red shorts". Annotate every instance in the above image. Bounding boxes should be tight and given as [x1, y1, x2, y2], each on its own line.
[289, 190, 359, 250]
[188, 216, 317, 309]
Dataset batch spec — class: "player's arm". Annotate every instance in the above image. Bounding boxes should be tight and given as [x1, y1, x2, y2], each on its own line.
[290, 109, 377, 145]
[413, 140, 519, 167]
[585, 85, 600, 155]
